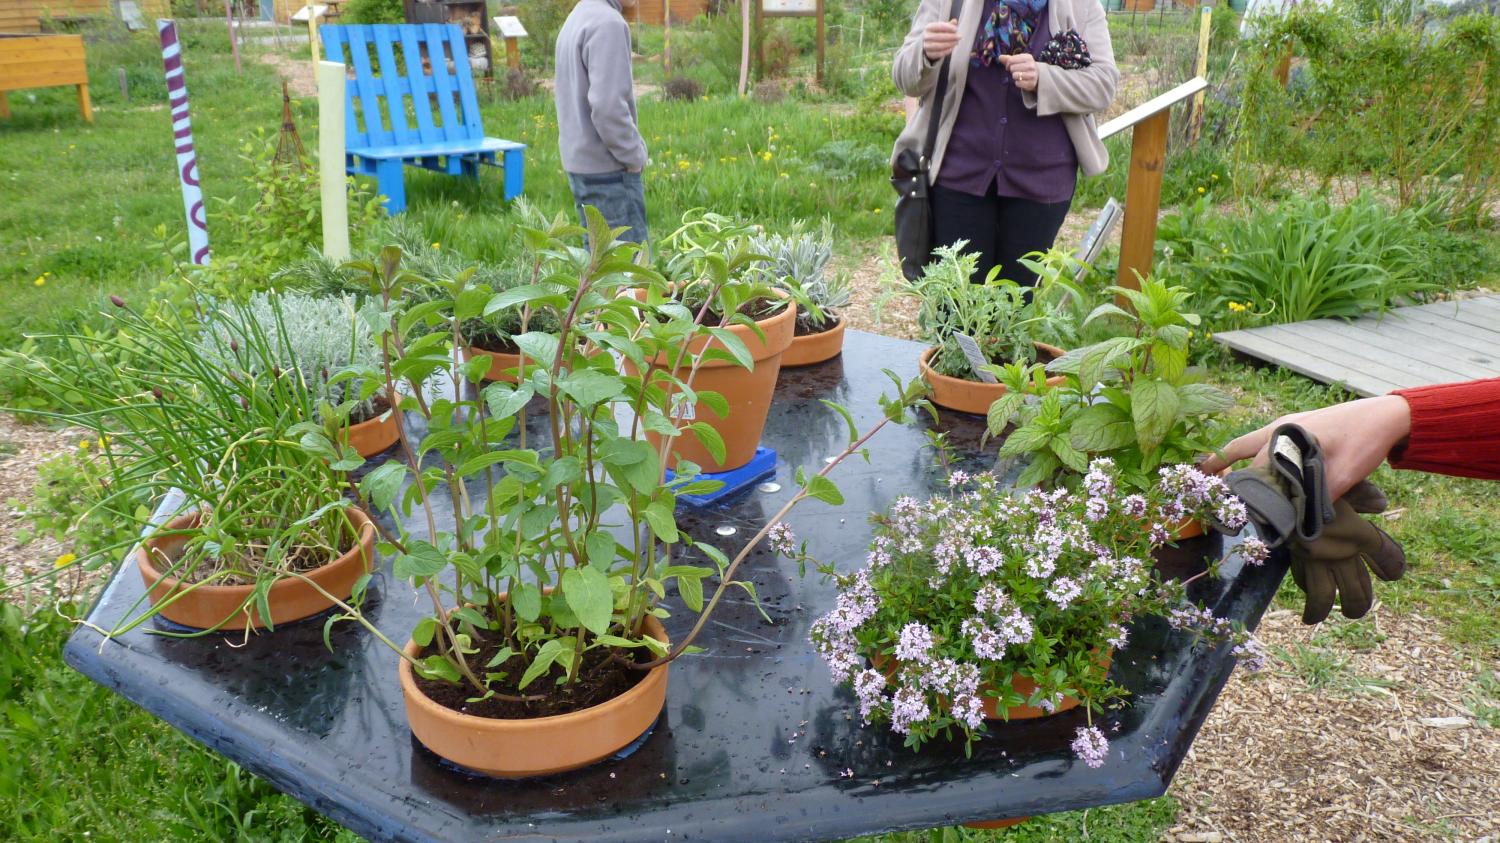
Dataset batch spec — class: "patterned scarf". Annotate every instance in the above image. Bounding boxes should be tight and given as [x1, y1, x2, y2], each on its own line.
[972, 0, 1048, 67]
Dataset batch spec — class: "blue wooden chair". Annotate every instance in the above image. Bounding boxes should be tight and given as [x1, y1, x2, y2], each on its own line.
[320, 24, 525, 214]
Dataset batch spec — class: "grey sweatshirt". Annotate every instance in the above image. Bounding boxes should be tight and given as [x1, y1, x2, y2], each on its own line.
[553, 0, 648, 175]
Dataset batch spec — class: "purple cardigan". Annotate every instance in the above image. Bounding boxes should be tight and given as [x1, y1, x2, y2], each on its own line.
[936, 1, 1078, 204]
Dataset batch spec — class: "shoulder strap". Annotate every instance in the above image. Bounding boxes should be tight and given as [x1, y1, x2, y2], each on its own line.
[921, 0, 965, 163]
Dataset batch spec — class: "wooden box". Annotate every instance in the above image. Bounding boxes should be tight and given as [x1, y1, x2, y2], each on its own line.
[0, 33, 93, 121]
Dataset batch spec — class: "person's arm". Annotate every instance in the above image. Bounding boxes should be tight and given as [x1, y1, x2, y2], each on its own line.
[1021, 0, 1118, 116]
[893, 0, 950, 98]
[583, 19, 648, 172]
[1388, 377, 1500, 480]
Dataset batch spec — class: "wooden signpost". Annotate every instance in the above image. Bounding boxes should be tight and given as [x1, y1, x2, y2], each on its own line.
[493, 15, 526, 71]
[755, 0, 825, 87]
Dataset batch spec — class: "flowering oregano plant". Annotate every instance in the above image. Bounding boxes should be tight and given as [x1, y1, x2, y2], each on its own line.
[801, 459, 1268, 764]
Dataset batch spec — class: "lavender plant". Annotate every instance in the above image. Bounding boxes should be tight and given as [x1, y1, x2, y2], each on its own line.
[799, 459, 1268, 762]
[750, 219, 850, 332]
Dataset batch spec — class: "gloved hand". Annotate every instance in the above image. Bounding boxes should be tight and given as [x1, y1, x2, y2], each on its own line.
[1215, 423, 1333, 547]
[1288, 479, 1407, 624]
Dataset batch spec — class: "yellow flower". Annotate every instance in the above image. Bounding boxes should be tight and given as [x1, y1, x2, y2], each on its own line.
[1211, 173, 1220, 181]
[33, 276, 45, 286]
[97, 437, 107, 448]
[1197, 186, 1206, 194]
[873, 207, 882, 214]
[760, 150, 773, 162]
[431, 242, 441, 250]
[779, 172, 789, 178]
[1228, 301, 1247, 313]
[54, 553, 77, 569]
[678, 160, 690, 170]
[79, 439, 91, 450]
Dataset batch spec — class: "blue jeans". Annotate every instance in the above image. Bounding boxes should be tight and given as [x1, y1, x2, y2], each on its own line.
[566, 170, 649, 245]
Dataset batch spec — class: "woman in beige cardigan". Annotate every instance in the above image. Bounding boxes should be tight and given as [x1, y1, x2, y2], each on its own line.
[893, 0, 1118, 285]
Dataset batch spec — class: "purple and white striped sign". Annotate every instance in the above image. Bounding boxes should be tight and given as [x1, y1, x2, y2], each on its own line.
[159, 19, 210, 266]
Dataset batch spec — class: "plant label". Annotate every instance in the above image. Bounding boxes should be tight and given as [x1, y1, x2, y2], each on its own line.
[493, 16, 527, 38]
[953, 333, 998, 384]
[671, 400, 696, 421]
[1075, 198, 1121, 280]
[763, 0, 818, 14]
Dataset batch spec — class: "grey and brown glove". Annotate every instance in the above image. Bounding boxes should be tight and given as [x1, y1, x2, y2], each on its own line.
[1288, 480, 1406, 624]
[1215, 424, 1406, 624]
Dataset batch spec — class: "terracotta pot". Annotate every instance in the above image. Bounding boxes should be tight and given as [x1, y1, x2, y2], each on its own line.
[399, 614, 671, 778]
[965, 650, 1112, 830]
[919, 342, 1068, 417]
[781, 316, 846, 368]
[136, 508, 376, 631]
[465, 345, 524, 384]
[346, 409, 399, 458]
[641, 296, 796, 473]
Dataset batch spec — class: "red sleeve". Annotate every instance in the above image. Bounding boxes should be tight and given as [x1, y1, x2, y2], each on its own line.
[1389, 377, 1500, 480]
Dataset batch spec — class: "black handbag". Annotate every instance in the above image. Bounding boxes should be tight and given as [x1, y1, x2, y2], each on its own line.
[891, 0, 964, 282]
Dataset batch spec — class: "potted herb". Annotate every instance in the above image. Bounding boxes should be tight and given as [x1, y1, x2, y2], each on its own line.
[303, 211, 925, 777]
[799, 460, 1267, 761]
[887, 244, 1083, 415]
[649, 211, 802, 472]
[987, 279, 1235, 541]
[750, 219, 851, 367]
[16, 295, 373, 632]
[199, 290, 396, 458]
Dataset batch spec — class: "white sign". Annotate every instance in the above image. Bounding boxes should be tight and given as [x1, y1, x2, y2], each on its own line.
[953, 333, 998, 384]
[493, 15, 528, 38]
[291, 4, 327, 22]
[763, 0, 818, 14]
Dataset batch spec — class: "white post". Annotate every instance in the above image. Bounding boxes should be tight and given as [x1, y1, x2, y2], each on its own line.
[317, 60, 350, 261]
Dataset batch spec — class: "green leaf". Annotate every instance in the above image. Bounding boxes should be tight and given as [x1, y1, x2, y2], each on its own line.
[482, 382, 535, 420]
[542, 455, 582, 489]
[1150, 341, 1188, 383]
[393, 542, 448, 580]
[1049, 435, 1089, 473]
[512, 332, 561, 367]
[687, 422, 726, 465]
[484, 283, 555, 315]
[512, 582, 542, 622]
[677, 571, 704, 612]
[484, 646, 517, 668]
[518, 639, 564, 690]
[1131, 380, 1180, 454]
[706, 327, 754, 370]
[585, 530, 617, 570]
[452, 606, 490, 630]
[985, 392, 1025, 435]
[1068, 402, 1136, 452]
[643, 499, 679, 543]
[820, 399, 859, 444]
[561, 567, 613, 636]
[412, 616, 438, 648]
[418, 655, 462, 683]
[806, 474, 844, 505]
[1178, 382, 1235, 416]
[559, 369, 625, 406]
[998, 423, 1052, 458]
[359, 461, 407, 512]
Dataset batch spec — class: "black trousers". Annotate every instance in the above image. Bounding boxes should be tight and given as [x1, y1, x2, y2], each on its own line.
[931, 183, 1072, 285]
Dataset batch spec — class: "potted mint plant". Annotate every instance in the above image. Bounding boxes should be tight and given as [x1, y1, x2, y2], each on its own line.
[301, 210, 927, 778]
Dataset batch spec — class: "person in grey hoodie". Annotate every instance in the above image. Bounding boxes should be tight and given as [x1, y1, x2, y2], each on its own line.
[554, 0, 650, 244]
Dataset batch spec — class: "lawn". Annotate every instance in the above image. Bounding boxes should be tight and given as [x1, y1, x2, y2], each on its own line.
[2, 8, 1497, 843]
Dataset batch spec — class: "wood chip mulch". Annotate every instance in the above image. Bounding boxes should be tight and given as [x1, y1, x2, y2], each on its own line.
[0, 416, 92, 609]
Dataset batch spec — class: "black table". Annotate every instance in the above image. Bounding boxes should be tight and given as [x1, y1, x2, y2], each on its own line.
[65, 330, 1285, 843]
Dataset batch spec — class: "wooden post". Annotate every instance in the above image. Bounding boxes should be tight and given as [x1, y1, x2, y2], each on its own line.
[1188, 4, 1210, 144]
[739, 0, 751, 96]
[309, 8, 321, 66]
[752, 0, 762, 85]
[76, 81, 93, 122]
[226, 0, 242, 74]
[118, 66, 129, 101]
[663, 0, 671, 74]
[1275, 48, 1291, 88]
[317, 60, 350, 261]
[504, 36, 519, 69]
[1115, 109, 1169, 298]
[815, 0, 824, 87]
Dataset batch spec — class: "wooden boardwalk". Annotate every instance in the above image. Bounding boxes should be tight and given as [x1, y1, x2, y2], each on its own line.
[1213, 295, 1500, 396]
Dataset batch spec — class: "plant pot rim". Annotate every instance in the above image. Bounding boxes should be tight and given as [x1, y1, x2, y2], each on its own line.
[136, 507, 375, 597]
[637, 288, 797, 368]
[782, 316, 846, 367]
[398, 613, 671, 730]
[918, 342, 1066, 385]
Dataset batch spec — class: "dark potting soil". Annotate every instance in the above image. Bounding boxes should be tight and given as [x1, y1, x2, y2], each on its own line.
[793, 312, 839, 338]
[414, 631, 650, 719]
[469, 336, 521, 355]
[350, 395, 392, 426]
[694, 296, 788, 326]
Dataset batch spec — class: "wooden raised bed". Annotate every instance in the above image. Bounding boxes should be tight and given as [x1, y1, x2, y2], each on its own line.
[0, 0, 40, 33]
[0, 32, 92, 122]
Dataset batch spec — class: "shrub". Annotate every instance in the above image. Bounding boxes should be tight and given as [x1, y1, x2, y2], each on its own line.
[343, 0, 404, 24]
[663, 75, 705, 101]
[1158, 194, 1441, 328]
